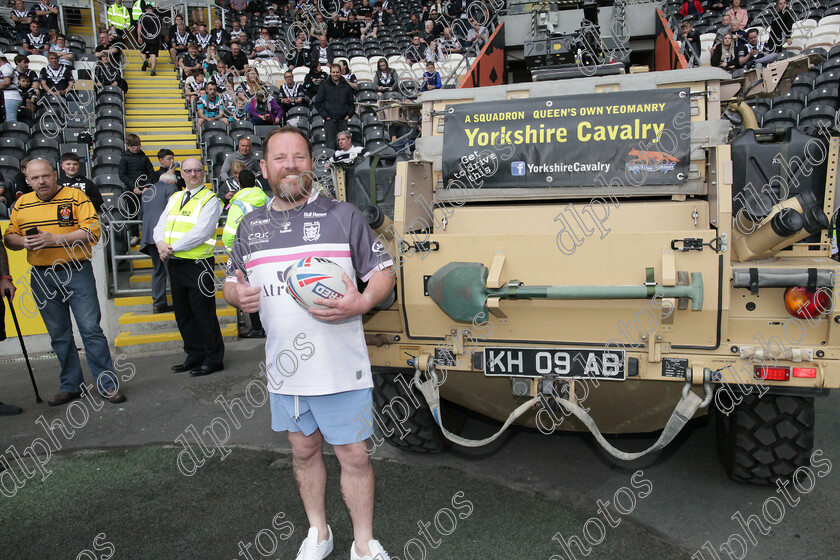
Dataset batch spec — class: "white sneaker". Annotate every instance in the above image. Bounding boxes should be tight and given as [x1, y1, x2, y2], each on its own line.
[296, 526, 334, 560]
[350, 539, 390, 560]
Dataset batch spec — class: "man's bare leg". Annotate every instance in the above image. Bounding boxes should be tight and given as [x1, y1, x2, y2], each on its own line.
[334, 440, 375, 556]
[287, 430, 330, 542]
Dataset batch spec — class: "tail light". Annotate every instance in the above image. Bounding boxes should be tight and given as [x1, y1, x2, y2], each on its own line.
[784, 286, 830, 319]
[792, 367, 817, 378]
[754, 366, 790, 381]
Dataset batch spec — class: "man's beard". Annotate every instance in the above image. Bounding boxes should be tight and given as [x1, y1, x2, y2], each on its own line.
[272, 169, 313, 207]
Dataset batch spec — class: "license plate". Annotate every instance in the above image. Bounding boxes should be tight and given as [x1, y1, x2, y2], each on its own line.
[483, 347, 626, 380]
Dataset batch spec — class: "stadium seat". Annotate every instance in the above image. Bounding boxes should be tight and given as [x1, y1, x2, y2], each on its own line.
[229, 120, 255, 138]
[311, 129, 327, 144]
[762, 107, 799, 127]
[93, 138, 125, 159]
[93, 155, 122, 176]
[201, 120, 229, 138]
[92, 174, 125, 191]
[28, 138, 61, 161]
[807, 85, 839, 108]
[254, 125, 275, 139]
[798, 104, 836, 127]
[0, 121, 31, 144]
[773, 90, 806, 112]
[0, 138, 26, 162]
[365, 139, 396, 156]
[0, 155, 21, 181]
[311, 147, 334, 172]
[94, 122, 125, 144]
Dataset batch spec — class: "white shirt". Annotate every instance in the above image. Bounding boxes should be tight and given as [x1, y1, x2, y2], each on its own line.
[0, 63, 21, 101]
[153, 186, 222, 252]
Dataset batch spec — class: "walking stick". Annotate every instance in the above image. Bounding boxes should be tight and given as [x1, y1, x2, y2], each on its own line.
[3, 289, 42, 403]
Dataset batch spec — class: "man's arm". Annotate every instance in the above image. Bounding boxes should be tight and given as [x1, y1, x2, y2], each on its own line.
[219, 154, 234, 181]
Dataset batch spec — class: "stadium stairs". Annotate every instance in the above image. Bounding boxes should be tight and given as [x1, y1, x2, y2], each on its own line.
[113, 49, 238, 353]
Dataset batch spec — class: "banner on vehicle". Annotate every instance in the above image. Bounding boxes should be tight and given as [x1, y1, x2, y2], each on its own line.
[441, 88, 691, 189]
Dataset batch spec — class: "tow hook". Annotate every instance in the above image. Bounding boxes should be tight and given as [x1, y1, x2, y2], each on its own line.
[683, 367, 714, 407]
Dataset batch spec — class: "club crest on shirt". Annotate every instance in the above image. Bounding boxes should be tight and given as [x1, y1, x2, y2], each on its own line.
[303, 221, 321, 242]
[57, 203, 73, 226]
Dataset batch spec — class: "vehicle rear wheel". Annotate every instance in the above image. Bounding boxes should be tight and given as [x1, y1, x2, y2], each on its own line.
[715, 391, 815, 485]
[372, 372, 465, 454]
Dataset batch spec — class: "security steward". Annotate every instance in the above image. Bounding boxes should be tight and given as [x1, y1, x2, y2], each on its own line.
[154, 158, 225, 376]
[131, 0, 157, 22]
[106, 0, 131, 38]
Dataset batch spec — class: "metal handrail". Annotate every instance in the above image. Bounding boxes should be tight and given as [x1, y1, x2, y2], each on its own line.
[107, 219, 149, 296]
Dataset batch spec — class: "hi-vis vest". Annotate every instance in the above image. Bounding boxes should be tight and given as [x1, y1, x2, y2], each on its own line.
[223, 187, 268, 250]
[107, 3, 130, 30]
[132, 0, 156, 21]
[164, 188, 218, 259]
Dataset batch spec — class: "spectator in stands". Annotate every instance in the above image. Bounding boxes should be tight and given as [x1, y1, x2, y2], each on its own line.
[248, 90, 283, 126]
[729, 18, 747, 43]
[211, 60, 236, 94]
[167, 13, 185, 46]
[310, 12, 327, 41]
[328, 14, 346, 40]
[360, 14, 379, 40]
[374, 58, 398, 96]
[17, 74, 38, 123]
[222, 160, 246, 200]
[405, 13, 422, 37]
[330, 131, 365, 164]
[180, 42, 204, 77]
[138, 3, 162, 76]
[35, 2, 59, 34]
[141, 171, 178, 314]
[236, 67, 263, 104]
[345, 13, 363, 39]
[185, 68, 207, 105]
[50, 35, 75, 67]
[11, 1, 34, 44]
[119, 133, 156, 243]
[420, 20, 439, 44]
[203, 44, 221, 76]
[154, 148, 185, 189]
[279, 70, 307, 117]
[95, 31, 122, 67]
[768, 0, 795, 52]
[95, 51, 128, 93]
[448, 0, 467, 20]
[679, 0, 704, 16]
[224, 42, 249, 73]
[711, 33, 739, 73]
[194, 23, 213, 51]
[12, 157, 33, 199]
[311, 35, 334, 68]
[440, 27, 462, 54]
[420, 61, 442, 91]
[169, 22, 195, 64]
[287, 35, 312, 69]
[4, 159, 127, 406]
[338, 59, 358, 91]
[0, 57, 22, 123]
[727, 0, 749, 28]
[425, 38, 446, 62]
[229, 20, 248, 45]
[20, 22, 49, 57]
[739, 28, 780, 68]
[252, 28, 279, 60]
[220, 136, 262, 181]
[58, 153, 103, 213]
[211, 18, 231, 46]
[406, 35, 425, 64]
[713, 14, 732, 47]
[680, 20, 701, 61]
[197, 82, 229, 137]
[465, 18, 488, 50]
[372, 2, 390, 26]
[339, 0, 355, 21]
[304, 60, 328, 98]
[40, 52, 74, 97]
[314, 64, 355, 149]
[230, 0, 249, 17]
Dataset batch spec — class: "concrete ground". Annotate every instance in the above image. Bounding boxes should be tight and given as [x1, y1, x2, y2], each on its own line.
[0, 342, 837, 559]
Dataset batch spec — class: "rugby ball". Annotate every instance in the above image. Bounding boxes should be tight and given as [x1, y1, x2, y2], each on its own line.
[285, 257, 348, 310]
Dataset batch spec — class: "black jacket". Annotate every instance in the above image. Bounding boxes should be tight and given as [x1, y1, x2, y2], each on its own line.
[313, 76, 355, 121]
[58, 172, 104, 212]
[118, 149, 156, 191]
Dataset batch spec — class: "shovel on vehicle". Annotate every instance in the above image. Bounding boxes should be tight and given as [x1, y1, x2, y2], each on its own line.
[425, 262, 704, 323]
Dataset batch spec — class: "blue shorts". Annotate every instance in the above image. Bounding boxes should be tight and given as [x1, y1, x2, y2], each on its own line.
[269, 389, 374, 446]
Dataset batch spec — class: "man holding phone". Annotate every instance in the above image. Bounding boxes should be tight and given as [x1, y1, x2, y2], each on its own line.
[2, 159, 126, 406]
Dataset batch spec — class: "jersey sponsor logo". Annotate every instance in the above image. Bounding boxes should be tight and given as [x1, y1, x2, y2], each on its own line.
[303, 211, 327, 218]
[278, 221, 291, 233]
[303, 221, 321, 242]
[57, 203, 73, 225]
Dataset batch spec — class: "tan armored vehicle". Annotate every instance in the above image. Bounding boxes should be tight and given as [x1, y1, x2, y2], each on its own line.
[334, 61, 839, 484]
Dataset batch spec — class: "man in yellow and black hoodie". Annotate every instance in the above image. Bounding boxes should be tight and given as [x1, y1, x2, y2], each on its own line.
[3, 159, 126, 406]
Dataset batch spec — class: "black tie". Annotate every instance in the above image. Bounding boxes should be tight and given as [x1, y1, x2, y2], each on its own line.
[180, 191, 191, 209]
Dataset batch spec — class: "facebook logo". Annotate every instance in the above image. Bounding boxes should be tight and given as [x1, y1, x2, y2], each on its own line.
[511, 161, 526, 176]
